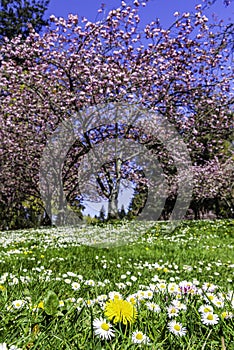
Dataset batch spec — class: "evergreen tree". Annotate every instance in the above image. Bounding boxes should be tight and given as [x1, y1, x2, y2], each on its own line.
[0, 0, 50, 43]
[119, 205, 126, 219]
[99, 205, 106, 222]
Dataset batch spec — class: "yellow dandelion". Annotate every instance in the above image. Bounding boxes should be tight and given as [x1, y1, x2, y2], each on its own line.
[221, 311, 228, 319]
[104, 298, 137, 325]
[32, 301, 44, 311]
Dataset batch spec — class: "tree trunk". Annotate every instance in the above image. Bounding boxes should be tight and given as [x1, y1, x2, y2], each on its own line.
[108, 192, 119, 220]
[107, 155, 123, 220]
[215, 197, 220, 218]
[56, 183, 67, 226]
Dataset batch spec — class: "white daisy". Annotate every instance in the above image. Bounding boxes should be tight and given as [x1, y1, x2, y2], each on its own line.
[84, 279, 95, 287]
[204, 293, 216, 303]
[108, 291, 122, 300]
[77, 274, 83, 281]
[201, 312, 219, 325]
[97, 294, 108, 302]
[171, 300, 187, 311]
[132, 330, 150, 344]
[66, 297, 76, 303]
[115, 282, 126, 290]
[213, 299, 224, 309]
[67, 271, 77, 277]
[149, 283, 157, 291]
[71, 282, 80, 291]
[93, 318, 115, 340]
[146, 302, 161, 313]
[143, 290, 154, 300]
[167, 305, 179, 318]
[202, 283, 217, 292]
[64, 278, 71, 284]
[198, 304, 214, 314]
[136, 290, 146, 301]
[76, 297, 83, 304]
[168, 282, 180, 294]
[97, 281, 105, 287]
[126, 294, 138, 305]
[156, 282, 167, 293]
[85, 299, 95, 307]
[168, 320, 187, 336]
[221, 311, 234, 320]
[12, 300, 25, 310]
[130, 276, 137, 282]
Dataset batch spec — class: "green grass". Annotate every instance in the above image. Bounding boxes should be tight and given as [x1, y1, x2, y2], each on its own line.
[0, 219, 233, 349]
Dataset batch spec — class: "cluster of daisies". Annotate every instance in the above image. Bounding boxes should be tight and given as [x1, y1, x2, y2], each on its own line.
[4, 280, 233, 346]
[0, 222, 153, 250]
[92, 295, 151, 344]
[92, 311, 185, 343]
[90, 281, 233, 343]
[0, 222, 233, 347]
[93, 318, 151, 344]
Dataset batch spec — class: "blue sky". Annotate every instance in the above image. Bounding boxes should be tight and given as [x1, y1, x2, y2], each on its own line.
[46, 0, 233, 28]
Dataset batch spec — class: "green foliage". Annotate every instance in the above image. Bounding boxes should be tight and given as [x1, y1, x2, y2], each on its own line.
[0, 0, 50, 43]
[44, 290, 60, 316]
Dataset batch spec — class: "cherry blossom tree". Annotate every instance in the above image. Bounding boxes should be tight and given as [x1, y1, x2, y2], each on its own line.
[0, 1, 233, 228]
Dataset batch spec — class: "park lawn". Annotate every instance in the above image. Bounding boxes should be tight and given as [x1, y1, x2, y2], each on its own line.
[0, 219, 233, 349]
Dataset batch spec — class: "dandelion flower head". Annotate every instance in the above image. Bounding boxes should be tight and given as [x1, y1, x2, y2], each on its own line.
[104, 298, 137, 325]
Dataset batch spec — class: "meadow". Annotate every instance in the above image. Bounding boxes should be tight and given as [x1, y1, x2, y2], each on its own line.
[0, 219, 233, 349]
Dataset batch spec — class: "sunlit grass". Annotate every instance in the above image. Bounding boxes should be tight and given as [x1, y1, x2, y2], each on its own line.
[0, 219, 233, 349]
